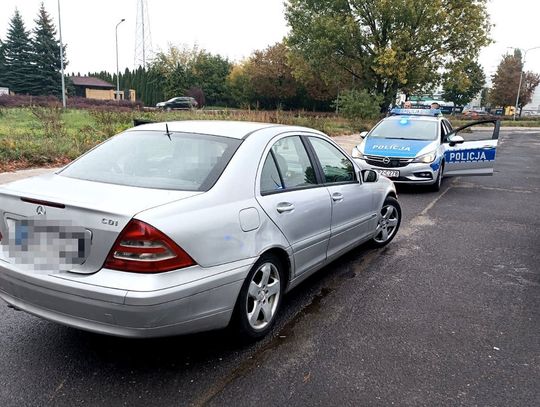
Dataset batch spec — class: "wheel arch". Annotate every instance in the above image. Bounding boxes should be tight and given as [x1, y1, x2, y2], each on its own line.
[259, 247, 293, 289]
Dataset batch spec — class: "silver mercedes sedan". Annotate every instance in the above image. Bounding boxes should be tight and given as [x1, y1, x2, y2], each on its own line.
[0, 121, 401, 340]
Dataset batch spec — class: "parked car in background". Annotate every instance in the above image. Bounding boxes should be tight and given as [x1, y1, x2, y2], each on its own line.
[462, 109, 491, 118]
[156, 96, 198, 110]
[0, 121, 400, 340]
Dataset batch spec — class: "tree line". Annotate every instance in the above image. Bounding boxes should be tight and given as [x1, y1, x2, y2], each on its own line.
[1, 1, 538, 115]
[0, 5, 66, 97]
[86, 43, 341, 110]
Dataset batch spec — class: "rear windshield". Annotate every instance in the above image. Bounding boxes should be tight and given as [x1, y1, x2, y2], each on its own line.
[59, 131, 242, 191]
[369, 118, 438, 141]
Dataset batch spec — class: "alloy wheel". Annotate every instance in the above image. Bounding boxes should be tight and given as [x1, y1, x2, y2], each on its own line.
[246, 262, 281, 330]
[374, 204, 400, 243]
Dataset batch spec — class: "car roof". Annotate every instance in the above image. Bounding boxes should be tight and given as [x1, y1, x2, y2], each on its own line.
[382, 115, 441, 123]
[126, 120, 324, 139]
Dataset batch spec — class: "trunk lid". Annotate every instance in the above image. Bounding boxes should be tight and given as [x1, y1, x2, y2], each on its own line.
[0, 173, 200, 274]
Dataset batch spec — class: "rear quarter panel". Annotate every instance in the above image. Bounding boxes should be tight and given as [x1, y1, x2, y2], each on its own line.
[136, 127, 293, 269]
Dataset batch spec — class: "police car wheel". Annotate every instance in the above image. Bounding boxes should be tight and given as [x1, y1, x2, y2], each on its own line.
[372, 196, 401, 247]
[429, 164, 444, 192]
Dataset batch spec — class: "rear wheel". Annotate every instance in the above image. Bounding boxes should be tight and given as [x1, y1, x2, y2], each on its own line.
[233, 254, 284, 340]
[372, 196, 401, 247]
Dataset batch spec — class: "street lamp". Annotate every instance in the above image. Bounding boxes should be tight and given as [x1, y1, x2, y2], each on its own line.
[115, 18, 126, 101]
[513, 46, 540, 119]
[57, 0, 66, 108]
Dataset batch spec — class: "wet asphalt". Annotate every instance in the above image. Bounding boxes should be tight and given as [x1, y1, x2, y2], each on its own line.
[0, 130, 538, 406]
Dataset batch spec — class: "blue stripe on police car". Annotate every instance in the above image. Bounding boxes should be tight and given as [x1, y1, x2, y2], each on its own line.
[445, 148, 496, 163]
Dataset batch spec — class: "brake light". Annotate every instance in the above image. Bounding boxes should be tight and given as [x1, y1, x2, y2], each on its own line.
[104, 219, 195, 273]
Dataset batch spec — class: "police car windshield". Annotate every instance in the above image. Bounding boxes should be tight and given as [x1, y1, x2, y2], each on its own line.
[369, 118, 438, 141]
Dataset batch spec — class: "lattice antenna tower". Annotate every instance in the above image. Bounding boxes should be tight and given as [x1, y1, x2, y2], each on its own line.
[134, 0, 153, 68]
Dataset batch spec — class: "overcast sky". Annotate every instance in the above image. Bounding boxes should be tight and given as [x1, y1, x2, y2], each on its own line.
[0, 0, 538, 82]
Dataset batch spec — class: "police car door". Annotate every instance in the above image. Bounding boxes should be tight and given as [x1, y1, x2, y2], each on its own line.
[443, 119, 500, 176]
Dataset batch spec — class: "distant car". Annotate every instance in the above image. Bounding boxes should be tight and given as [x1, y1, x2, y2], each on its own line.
[352, 108, 500, 191]
[156, 97, 198, 110]
[0, 121, 400, 340]
[463, 110, 491, 118]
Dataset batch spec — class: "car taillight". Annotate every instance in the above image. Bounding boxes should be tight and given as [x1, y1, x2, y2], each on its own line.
[104, 219, 195, 273]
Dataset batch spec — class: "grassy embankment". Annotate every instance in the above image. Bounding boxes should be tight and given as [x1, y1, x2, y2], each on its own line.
[0, 107, 538, 172]
[0, 107, 362, 172]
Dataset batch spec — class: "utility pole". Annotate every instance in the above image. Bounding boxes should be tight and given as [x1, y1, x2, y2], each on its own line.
[115, 19, 125, 101]
[513, 46, 540, 120]
[57, 0, 66, 108]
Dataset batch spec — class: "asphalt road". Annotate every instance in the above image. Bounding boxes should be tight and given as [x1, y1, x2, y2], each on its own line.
[0, 130, 539, 406]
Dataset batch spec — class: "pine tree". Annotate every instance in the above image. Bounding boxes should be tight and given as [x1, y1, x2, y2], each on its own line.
[32, 3, 65, 96]
[0, 40, 6, 87]
[3, 9, 34, 94]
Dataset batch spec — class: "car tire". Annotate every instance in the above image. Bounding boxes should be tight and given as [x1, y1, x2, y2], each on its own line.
[429, 162, 444, 192]
[371, 196, 401, 247]
[232, 253, 285, 341]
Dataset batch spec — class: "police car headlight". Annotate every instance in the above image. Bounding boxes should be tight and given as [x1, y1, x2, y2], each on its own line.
[351, 146, 365, 159]
[412, 151, 436, 163]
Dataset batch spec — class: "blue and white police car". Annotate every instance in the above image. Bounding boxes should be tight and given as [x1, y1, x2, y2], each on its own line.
[351, 108, 500, 191]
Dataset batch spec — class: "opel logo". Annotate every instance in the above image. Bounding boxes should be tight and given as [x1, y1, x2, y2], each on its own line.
[382, 157, 391, 164]
[36, 205, 46, 215]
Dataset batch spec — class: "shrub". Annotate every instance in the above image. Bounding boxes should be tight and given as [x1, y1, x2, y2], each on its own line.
[0, 94, 143, 110]
[334, 89, 383, 123]
[30, 106, 67, 138]
[89, 107, 133, 137]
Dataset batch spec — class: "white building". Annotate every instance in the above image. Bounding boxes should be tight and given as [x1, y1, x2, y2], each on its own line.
[523, 87, 540, 113]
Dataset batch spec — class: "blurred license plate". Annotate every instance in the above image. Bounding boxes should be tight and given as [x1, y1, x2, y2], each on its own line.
[377, 169, 400, 178]
[6, 218, 90, 269]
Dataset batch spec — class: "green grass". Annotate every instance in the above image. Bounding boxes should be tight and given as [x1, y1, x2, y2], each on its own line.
[1, 107, 539, 172]
[0, 107, 363, 171]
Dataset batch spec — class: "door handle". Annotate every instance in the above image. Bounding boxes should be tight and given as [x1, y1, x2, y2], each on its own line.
[331, 192, 344, 202]
[276, 202, 295, 213]
[481, 145, 495, 149]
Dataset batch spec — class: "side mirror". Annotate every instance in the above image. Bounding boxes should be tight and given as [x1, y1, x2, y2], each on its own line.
[361, 169, 379, 183]
[447, 134, 464, 146]
[359, 131, 368, 139]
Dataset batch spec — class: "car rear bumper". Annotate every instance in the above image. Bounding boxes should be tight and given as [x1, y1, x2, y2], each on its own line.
[0, 259, 253, 338]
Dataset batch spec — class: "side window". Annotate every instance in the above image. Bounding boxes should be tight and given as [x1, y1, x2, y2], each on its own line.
[260, 154, 283, 194]
[308, 137, 356, 184]
[440, 122, 447, 142]
[444, 120, 453, 132]
[271, 136, 317, 189]
[442, 120, 453, 142]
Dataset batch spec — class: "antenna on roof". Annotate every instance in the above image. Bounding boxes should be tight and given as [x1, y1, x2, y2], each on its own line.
[165, 123, 171, 140]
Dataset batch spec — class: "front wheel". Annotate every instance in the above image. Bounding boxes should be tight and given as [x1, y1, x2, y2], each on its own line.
[232, 254, 284, 341]
[429, 163, 444, 192]
[372, 196, 401, 247]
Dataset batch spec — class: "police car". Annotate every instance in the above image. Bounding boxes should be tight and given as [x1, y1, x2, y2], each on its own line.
[351, 108, 500, 191]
